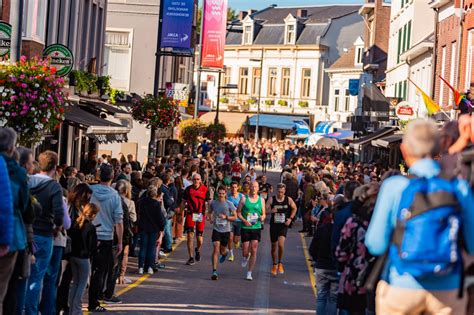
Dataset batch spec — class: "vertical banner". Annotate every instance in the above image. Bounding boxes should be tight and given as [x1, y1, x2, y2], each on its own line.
[161, 0, 194, 49]
[201, 0, 227, 69]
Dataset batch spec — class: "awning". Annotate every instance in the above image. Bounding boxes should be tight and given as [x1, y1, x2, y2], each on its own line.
[305, 133, 324, 146]
[248, 114, 309, 130]
[315, 121, 335, 134]
[316, 137, 340, 149]
[199, 111, 249, 135]
[64, 105, 130, 144]
[362, 84, 390, 121]
[371, 133, 403, 148]
[325, 130, 354, 141]
[293, 121, 311, 135]
[350, 127, 398, 150]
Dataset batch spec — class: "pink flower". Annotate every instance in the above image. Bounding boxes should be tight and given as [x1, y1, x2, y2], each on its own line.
[20, 56, 27, 63]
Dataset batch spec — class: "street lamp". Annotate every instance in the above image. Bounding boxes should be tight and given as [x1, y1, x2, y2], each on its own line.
[250, 48, 264, 142]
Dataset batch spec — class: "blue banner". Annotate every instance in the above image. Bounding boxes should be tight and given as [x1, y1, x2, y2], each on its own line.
[160, 0, 194, 49]
[349, 79, 360, 96]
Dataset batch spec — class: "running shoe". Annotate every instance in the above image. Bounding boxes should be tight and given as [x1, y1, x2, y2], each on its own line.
[147, 267, 154, 275]
[219, 253, 228, 264]
[278, 263, 285, 274]
[246, 271, 253, 281]
[186, 257, 195, 265]
[138, 267, 144, 275]
[228, 253, 235, 262]
[103, 296, 122, 304]
[124, 277, 132, 284]
[241, 256, 249, 268]
[158, 251, 167, 259]
[211, 271, 219, 280]
[271, 264, 278, 276]
[88, 306, 107, 312]
[195, 248, 201, 262]
[235, 241, 241, 249]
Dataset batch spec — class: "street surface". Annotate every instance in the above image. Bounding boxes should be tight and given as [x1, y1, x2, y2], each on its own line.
[105, 170, 316, 314]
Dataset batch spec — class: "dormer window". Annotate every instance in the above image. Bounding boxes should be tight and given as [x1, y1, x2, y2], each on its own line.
[244, 25, 253, 45]
[284, 14, 297, 45]
[353, 36, 365, 65]
[286, 25, 295, 44]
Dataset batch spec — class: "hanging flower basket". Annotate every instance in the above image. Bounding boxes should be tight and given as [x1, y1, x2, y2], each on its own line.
[178, 119, 207, 145]
[0, 56, 66, 146]
[131, 95, 181, 129]
[204, 123, 226, 143]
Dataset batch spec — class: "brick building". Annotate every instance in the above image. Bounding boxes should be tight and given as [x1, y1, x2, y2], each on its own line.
[460, 0, 474, 92]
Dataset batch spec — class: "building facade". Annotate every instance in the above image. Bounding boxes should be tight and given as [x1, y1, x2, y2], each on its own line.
[460, 0, 474, 93]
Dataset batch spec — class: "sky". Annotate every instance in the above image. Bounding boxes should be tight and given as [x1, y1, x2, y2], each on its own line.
[228, 0, 363, 11]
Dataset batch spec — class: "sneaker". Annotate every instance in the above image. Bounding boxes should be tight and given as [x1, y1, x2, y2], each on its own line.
[235, 241, 241, 249]
[138, 267, 144, 275]
[219, 252, 227, 264]
[211, 271, 218, 280]
[88, 306, 107, 312]
[271, 264, 278, 276]
[158, 251, 167, 259]
[156, 263, 166, 269]
[241, 256, 249, 268]
[278, 263, 284, 274]
[186, 257, 195, 265]
[103, 296, 122, 304]
[246, 271, 253, 281]
[228, 253, 234, 262]
[147, 267, 154, 275]
[195, 248, 201, 262]
[124, 277, 132, 284]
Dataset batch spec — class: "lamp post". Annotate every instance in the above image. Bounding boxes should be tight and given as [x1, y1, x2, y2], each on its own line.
[250, 48, 264, 142]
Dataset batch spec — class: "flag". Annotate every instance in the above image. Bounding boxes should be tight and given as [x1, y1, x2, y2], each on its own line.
[408, 78, 441, 115]
[438, 75, 464, 107]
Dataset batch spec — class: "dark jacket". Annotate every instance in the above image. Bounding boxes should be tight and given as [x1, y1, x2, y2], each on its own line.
[310, 208, 336, 270]
[0, 155, 13, 246]
[29, 174, 64, 237]
[161, 184, 175, 218]
[69, 219, 97, 258]
[138, 197, 166, 233]
[331, 202, 353, 257]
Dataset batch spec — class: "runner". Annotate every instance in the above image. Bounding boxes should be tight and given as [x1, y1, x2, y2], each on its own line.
[258, 174, 273, 202]
[237, 181, 266, 281]
[227, 182, 244, 261]
[182, 173, 209, 265]
[266, 183, 297, 276]
[208, 186, 237, 280]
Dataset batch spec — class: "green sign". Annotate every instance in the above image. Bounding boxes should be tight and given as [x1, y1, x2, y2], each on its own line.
[43, 44, 74, 77]
[0, 22, 12, 58]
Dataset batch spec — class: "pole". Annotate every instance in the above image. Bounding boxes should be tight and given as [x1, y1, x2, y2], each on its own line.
[255, 48, 264, 142]
[194, 3, 205, 119]
[9, 0, 23, 64]
[148, 0, 165, 164]
[215, 71, 222, 124]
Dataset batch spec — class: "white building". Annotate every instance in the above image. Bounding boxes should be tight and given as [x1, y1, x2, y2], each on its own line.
[326, 37, 364, 128]
[199, 5, 364, 137]
[385, 0, 435, 118]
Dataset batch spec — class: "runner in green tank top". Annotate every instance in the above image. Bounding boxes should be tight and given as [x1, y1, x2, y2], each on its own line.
[237, 181, 266, 281]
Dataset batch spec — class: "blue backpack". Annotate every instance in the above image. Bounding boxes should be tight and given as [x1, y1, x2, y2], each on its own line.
[389, 176, 462, 278]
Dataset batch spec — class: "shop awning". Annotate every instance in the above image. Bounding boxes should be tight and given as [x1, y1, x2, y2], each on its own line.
[293, 121, 311, 135]
[248, 114, 309, 130]
[362, 84, 390, 121]
[325, 130, 354, 140]
[371, 133, 403, 148]
[350, 127, 398, 150]
[316, 137, 340, 149]
[199, 111, 250, 135]
[64, 105, 130, 143]
[315, 121, 335, 134]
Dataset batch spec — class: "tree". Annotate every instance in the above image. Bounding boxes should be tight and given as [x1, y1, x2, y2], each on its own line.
[196, 7, 238, 33]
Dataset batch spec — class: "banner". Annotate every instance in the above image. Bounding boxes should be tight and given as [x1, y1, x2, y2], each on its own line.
[166, 82, 190, 107]
[0, 22, 12, 58]
[201, 0, 227, 69]
[160, 0, 194, 49]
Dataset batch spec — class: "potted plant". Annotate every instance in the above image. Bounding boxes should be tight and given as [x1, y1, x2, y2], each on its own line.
[248, 98, 257, 105]
[298, 100, 309, 108]
[178, 119, 207, 145]
[131, 95, 181, 129]
[70, 70, 98, 95]
[108, 88, 125, 105]
[219, 97, 229, 104]
[278, 99, 288, 106]
[265, 99, 275, 106]
[96, 75, 111, 97]
[205, 123, 227, 143]
[0, 56, 66, 146]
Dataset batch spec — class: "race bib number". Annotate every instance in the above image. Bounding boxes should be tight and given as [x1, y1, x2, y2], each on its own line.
[247, 213, 259, 225]
[274, 213, 286, 224]
[192, 213, 203, 222]
[216, 217, 227, 226]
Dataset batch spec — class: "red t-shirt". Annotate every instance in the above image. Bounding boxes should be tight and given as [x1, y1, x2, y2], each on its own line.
[184, 184, 209, 214]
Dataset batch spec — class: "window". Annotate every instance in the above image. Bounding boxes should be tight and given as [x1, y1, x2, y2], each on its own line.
[268, 68, 278, 96]
[24, 0, 47, 41]
[344, 90, 350, 111]
[301, 68, 311, 98]
[281, 68, 291, 97]
[449, 42, 457, 106]
[244, 25, 253, 45]
[221, 67, 232, 94]
[394, 80, 407, 100]
[239, 68, 249, 94]
[252, 68, 261, 96]
[104, 29, 133, 91]
[334, 89, 340, 112]
[466, 30, 474, 90]
[397, 20, 412, 63]
[440, 46, 446, 103]
[286, 24, 295, 44]
[355, 47, 364, 65]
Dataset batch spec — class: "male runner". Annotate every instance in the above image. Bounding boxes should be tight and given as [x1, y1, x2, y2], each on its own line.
[208, 186, 237, 280]
[258, 175, 273, 202]
[182, 173, 209, 265]
[227, 182, 244, 261]
[266, 183, 297, 275]
[237, 181, 266, 281]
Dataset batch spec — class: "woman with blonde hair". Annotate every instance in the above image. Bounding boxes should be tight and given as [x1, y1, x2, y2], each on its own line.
[68, 203, 100, 315]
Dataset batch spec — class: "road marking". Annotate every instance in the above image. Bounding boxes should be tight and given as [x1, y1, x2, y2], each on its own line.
[299, 233, 317, 297]
[116, 237, 185, 297]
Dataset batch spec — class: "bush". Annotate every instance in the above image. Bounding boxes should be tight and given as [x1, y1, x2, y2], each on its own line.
[265, 99, 275, 106]
[298, 100, 309, 108]
[278, 99, 288, 106]
[70, 70, 98, 94]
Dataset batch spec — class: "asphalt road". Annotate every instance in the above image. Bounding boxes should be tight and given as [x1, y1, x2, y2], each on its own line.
[102, 170, 316, 314]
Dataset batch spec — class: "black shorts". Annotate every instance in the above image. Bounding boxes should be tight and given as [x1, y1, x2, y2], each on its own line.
[241, 229, 261, 243]
[212, 230, 230, 247]
[232, 221, 242, 236]
[270, 224, 288, 243]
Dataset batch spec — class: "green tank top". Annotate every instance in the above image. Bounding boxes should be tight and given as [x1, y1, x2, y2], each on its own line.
[241, 195, 262, 230]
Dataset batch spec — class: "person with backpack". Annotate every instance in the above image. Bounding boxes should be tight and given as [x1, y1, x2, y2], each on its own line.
[68, 203, 99, 315]
[365, 119, 474, 314]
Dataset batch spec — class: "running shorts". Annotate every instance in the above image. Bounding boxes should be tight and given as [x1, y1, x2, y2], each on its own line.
[241, 229, 261, 243]
[211, 230, 230, 247]
[270, 224, 288, 243]
[232, 221, 242, 236]
[185, 213, 205, 236]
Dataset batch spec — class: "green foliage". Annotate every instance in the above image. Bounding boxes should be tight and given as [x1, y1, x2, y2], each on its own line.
[131, 95, 181, 129]
[96, 75, 111, 95]
[178, 119, 207, 144]
[219, 97, 229, 103]
[248, 98, 257, 105]
[398, 119, 409, 131]
[298, 100, 309, 108]
[109, 88, 125, 105]
[70, 70, 98, 94]
[205, 123, 226, 143]
[265, 99, 274, 106]
[278, 100, 288, 106]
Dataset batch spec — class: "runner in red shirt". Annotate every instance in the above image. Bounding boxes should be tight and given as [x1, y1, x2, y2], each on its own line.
[182, 173, 209, 265]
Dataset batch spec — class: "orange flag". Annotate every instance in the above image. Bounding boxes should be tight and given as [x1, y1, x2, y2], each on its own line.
[438, 75, 464, 107]
[408, 78, 441, 115]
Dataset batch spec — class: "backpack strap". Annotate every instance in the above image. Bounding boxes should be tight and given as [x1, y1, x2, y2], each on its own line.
[409, 191, 460, 218]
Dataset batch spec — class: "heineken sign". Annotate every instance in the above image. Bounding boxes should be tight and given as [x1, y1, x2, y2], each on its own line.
[43, 44, 74, 77]
[0, 22, 12, 58]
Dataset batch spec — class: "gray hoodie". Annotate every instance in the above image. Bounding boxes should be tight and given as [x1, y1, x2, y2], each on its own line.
[90, 184, 123, 241]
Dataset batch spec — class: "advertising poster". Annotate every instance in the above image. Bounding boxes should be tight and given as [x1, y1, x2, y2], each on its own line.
[160, 0, 194, 49]
[201, 0, 227, 69]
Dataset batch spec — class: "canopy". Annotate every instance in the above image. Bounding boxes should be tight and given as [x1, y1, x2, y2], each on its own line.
[315, 121, 335, 134]
[371, 133, 403, 148]
[293, 121, 311, 135]
[248, 114, 309, 130]
[316, 137, 339, 149]
[305, 133, 323, 146]
[199, 112, 249, 135]
[325, 130, 354, 140]
[350, 127, 398, 150]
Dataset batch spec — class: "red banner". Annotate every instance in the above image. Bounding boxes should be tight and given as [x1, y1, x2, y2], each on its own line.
[201, 0, 227, 69]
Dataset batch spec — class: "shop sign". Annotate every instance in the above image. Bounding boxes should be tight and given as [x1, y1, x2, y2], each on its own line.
[166, 82, 190, 107]
[396, 101, 417, 121]
[43, 44, 74, 77]
[0, 22, 12, 58]
[93, 133, 128, 144]
[160, 0, 194, 49]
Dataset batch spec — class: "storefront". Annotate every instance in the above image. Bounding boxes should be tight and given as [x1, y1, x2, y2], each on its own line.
[350, 127, 398, 163]
[371, 133, 403, 169]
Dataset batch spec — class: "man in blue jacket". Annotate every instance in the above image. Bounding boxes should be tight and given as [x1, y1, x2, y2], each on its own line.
[366, 120, 474, 314]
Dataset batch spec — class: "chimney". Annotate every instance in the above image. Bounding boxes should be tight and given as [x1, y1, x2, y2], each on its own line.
[248, 9, 258, 15]
[297, 9, 308, 18]
[238, 11, 248, 21]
